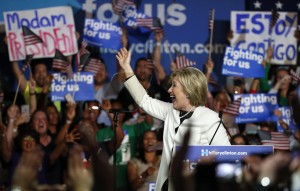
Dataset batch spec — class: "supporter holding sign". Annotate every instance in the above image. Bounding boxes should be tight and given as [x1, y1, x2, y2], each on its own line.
[3, 6, 78, 61]
[222, 47, 264, 78]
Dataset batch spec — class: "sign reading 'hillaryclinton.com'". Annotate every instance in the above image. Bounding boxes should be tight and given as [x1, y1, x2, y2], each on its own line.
[222, 47, 265, 78]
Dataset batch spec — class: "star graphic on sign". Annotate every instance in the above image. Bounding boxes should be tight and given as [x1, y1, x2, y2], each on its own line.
[275, 1, 283, 9]
[253, 1, 262, 9]
[297, 2, 300, 9]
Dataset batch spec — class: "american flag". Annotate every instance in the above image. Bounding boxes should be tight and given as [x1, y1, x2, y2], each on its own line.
[174, 50, 196, 69]
[270, 10, 280, 29]
[222, 97, 242, 116]
[136, 17, 162, 31]
[246, 0, 299, 12]
[290, 69, 300, 85]
[208, 9, 215, 31]
[77, 40, 90, 72]
[259, 131, 290, 150]
[21, 54, 34, 73]
[22, 25, 43, 47]
[113, 0, 135, 13]
[52, 49, 73, 79]
[84, 58, 102, 74]
[78, 53, 91, 72]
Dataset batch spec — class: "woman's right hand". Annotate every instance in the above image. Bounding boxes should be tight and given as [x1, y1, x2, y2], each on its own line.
[116, 47, 134, 78]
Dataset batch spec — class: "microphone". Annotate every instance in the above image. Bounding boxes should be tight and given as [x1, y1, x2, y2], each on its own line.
[109, 108, 130, 113]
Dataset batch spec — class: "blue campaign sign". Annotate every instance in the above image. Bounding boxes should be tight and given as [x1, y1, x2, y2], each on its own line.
[83, 18, 122, 50]
[222, 47, 265, 78]
[51, 72, 94, 101]
[148, 182, 156, 191]
[235, 93, 278, 124]
[277, 107, 299, 133]
[176, 145, 273, 163]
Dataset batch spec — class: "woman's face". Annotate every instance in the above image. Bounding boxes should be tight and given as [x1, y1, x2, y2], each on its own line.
[46, 106, 59, 126]
[85, 102, 101, 122]
[276, 70, 291, 90]
[32, 111, 48, 135]
[143, 131, 157, 152]
[214, 93, 230, 112]
[21, 135, 37, 152]
[168, 76, 191, 110]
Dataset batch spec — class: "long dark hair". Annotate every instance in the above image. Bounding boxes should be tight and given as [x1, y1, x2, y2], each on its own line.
[136, 130, 158, 164]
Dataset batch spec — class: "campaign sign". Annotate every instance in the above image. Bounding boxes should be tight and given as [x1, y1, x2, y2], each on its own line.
[222, 47, 264, 78]
[3, 6, 78, 61]
[121, 5, 151, 33]
[235, 93, 278, 124]
[230, 11, 298, 65]
[148, 182, 155, 191]
[277, 106, 298, 133]
[51, 72, 94, 101]
[83, 18, 122, 50]
[175, 145, 273, 170]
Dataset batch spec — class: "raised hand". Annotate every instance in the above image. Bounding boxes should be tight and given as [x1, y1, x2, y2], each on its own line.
[116, 47, 134, 78]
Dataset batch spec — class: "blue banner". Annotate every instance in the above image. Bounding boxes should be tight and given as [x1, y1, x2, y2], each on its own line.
[222, 47, 265, 78]
[83, 18, 122, 50]
[235, 93, 278, 124]
[121, 5, 151, 34]
[277, 106, 299, 133]
[176, 145, 273, 168]
[51, 72, 94, 101]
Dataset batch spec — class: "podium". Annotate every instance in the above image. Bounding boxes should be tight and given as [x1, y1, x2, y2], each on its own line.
[176, 145, 274, 162]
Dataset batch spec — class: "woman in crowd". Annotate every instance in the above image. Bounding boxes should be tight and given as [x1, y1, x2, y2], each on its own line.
[116, 48, 230, 191]
[127, 130, 161, 191]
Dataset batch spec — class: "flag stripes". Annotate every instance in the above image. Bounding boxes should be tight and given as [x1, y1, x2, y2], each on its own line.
[136, 17, 162, 31]
[261, 132, 290, 150]
[290, 69, 300, 85]
[84, 58, 102, 74]
[208, 9, 215, 31]
[222, 97, 242, 116]
[22, 25, 43, 47]
[174, 51, 196, 69]
[113, 0, 135, 13]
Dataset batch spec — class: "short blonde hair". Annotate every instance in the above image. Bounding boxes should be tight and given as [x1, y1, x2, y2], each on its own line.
[170, 67, 208, 106]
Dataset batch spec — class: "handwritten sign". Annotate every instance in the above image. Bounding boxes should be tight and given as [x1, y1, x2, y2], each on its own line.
[222, 47, 264, 77]
[4, 6, 78, 61]
[230, 11, 297, 65]
[83, 18, 122, 50]
[51, 72, 94, 101]
[235, 93, 278, 124]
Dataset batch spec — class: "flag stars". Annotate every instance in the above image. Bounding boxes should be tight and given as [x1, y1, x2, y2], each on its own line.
[253, 1, 262, 9]
[275, 1, 283, 9]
